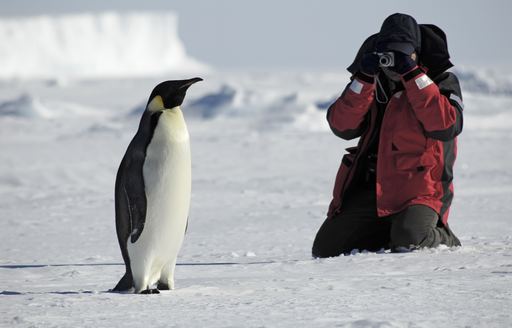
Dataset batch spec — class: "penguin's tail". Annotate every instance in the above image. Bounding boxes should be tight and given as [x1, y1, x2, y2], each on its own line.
[111, 272, 133, 292]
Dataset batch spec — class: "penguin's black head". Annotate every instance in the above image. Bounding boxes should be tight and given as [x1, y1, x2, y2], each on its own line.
[146, 77, 203, 112]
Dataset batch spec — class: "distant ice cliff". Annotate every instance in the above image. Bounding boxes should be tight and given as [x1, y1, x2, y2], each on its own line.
[0, 12, 208, 80]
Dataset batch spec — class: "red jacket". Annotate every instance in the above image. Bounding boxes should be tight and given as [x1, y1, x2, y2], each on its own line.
[326, 67, 464, 225]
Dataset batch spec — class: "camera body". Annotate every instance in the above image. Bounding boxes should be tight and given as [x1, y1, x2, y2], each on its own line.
[374, 52, 395, 67]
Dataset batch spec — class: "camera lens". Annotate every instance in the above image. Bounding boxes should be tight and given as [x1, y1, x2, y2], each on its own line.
[379, 55, 392, 67]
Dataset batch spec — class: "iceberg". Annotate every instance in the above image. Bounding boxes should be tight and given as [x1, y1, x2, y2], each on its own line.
[0, 12, 209, 80]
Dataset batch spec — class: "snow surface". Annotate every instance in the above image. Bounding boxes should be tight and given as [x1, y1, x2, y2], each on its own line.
[1, 68, 511, 327]
[0, 12, 208, 80]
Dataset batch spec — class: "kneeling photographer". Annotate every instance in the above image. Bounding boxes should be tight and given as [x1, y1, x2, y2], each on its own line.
[312, 13, 464, 257]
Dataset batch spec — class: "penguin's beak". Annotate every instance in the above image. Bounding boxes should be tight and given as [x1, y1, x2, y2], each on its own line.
[179, 77, 203, 90]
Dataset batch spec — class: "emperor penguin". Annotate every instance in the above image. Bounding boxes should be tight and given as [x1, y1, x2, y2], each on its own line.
[112, 77, 202, 294]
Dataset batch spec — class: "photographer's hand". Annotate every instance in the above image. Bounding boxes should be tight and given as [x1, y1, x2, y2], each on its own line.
[360, 53, 380, 77]
[389, 52, 417, 75]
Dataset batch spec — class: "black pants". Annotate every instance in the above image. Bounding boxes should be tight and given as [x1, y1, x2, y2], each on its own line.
[312, 185, 461, 258]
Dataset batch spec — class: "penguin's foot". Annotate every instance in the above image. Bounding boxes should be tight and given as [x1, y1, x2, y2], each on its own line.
[140, 288, 160, 294]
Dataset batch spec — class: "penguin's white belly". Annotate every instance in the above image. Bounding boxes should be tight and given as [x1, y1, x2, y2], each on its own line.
[127, 109, 191, 290]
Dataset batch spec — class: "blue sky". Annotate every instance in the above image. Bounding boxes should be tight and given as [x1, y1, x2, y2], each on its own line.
[1, 0, 509, 70]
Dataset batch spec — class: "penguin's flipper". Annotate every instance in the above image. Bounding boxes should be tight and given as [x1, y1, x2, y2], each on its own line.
[123, 182, 146, 244]
[121, 111, 156, 244]
[115, 154, 147, 246]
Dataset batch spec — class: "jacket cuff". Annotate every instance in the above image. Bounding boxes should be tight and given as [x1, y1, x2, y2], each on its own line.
[346, 72, 376, 95]
[402, 68, 435, 92]
[402, 66, 423, 82]
[354, 71, 375, 84]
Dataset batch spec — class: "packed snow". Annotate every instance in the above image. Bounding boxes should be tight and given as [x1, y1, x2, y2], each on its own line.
[1, 12, 511, 328]
[1, 69, 511, 327]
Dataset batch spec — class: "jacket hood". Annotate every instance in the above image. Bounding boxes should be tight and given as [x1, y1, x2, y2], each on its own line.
[347, 19, 453, 78]
[375, 13, 421, 55]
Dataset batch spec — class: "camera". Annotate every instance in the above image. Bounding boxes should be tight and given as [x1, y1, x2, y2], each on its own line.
[374, 52, 395, 67]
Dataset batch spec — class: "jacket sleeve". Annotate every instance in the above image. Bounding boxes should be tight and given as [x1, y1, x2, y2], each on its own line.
[326, 72, 375, 140]
[401, 68, 464, 141]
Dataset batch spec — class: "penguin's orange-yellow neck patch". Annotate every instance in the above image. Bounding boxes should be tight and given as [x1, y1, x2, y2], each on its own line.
[147, 96, 165, 112]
